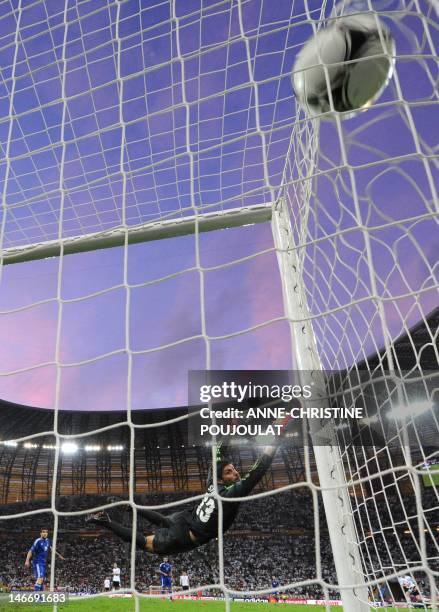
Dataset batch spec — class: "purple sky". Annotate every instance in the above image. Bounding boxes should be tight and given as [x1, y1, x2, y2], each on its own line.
[0, 0, 437, 411]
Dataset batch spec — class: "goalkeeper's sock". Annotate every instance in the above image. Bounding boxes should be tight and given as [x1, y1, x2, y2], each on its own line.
[34, 583, 43, 591]
[106, 519, 146, 550]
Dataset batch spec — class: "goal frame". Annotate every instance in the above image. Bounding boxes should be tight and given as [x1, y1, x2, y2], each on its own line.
[272, 199, 370, 611]
[1, 202, 370, 608]
[0, 204, 272, 266]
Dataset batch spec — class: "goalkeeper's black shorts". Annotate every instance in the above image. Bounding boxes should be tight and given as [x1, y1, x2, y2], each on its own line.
[152, 511, 198, 555]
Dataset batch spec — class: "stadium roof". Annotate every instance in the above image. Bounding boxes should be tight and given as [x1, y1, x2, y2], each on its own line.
[0, 307, 436, 503]
[361, 305, 439, 372]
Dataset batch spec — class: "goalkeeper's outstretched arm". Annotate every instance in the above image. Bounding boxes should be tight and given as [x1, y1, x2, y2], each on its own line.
[223, 445, 276, 498]
[222, 415, 292, 498]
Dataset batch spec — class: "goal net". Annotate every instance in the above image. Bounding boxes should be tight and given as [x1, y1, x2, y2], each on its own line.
[0, 0, 437, 610]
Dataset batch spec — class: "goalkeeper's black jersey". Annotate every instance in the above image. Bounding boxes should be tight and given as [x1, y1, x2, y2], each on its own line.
[187, 452, 274, 543]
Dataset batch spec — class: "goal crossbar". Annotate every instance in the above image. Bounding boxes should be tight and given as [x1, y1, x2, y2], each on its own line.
[1, 204, 273, 266]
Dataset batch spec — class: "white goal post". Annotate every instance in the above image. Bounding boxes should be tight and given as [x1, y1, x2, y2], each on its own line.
[272, 199, 370, 610]
[0, 0, 437, 609]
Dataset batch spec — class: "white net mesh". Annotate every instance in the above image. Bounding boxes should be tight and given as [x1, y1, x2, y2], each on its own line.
[283, 0, 438, 604]
[0, 0, 437, 609]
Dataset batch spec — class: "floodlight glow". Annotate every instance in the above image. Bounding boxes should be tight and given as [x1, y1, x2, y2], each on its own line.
[23, 443, 39, 449]
[362, 415, 379, 425]
[107, 445, 124, 451]
[3, 441, 17, 447]
[336, 422, 350, 430]
[61, 442, 78, 454]
[85, 445, 101, 451]
[386, 401, 432, 421]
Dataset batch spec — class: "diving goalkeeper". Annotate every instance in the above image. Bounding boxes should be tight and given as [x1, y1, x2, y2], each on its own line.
[86, 417, 292, 555]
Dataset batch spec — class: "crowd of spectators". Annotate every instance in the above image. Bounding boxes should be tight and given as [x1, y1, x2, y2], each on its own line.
[0, 488, 437, 600]
[0, 531, 338, 598]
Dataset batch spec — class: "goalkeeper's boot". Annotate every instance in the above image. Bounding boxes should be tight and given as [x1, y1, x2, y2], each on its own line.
[86, 511, 111, 525]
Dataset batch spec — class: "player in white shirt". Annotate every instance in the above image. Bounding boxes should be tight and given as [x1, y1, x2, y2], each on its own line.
[398, 575, 422, 603]
[104, 577, 111, 592]
[179, 570, 190, 591]
[112, 563, 121, 590]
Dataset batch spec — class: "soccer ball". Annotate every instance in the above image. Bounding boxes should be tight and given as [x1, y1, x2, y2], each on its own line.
[292, 14, 395, 119]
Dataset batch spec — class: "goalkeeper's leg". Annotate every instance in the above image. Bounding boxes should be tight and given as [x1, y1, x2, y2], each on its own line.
[86, 511, 196, 555]
[86, 512, 149, 551]
[136, 508, 172, 528]
[107, 495, 172, 527]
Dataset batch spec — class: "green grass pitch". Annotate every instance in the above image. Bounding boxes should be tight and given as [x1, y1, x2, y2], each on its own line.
[0, 596, 410, 612]
[1, 599, 291, 612]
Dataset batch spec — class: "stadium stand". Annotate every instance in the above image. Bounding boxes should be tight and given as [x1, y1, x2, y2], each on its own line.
[0, 307, 437, 598]
[0, 489, 437, 597]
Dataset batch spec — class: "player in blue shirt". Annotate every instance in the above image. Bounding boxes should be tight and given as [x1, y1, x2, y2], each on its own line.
[159, 557, 172, 594]
[24, 528, 64, 591]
